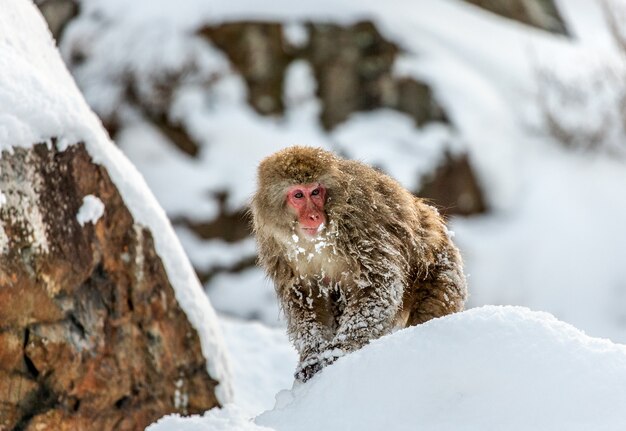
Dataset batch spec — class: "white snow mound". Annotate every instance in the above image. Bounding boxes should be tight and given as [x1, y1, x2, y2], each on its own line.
[256, 306, 626, 431]
[76, 194, 105, 226]
[147, 405, 273, 431]
[149, 306, 626, 430]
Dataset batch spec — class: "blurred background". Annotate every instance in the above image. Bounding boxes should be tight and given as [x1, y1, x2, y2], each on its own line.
[36, 0, 626, 342]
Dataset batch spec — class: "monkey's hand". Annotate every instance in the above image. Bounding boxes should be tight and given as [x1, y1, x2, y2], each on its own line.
[295, 348, 345, 382]
[295, 358, 322, 382]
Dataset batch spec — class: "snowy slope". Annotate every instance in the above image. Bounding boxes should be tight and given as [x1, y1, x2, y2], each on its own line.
[150, 307, 626, 431]
[219, 318, 297, 416]
[147, 318, 296, 430]
[259, 306, 626, 431]
[0, 0, 232, 402]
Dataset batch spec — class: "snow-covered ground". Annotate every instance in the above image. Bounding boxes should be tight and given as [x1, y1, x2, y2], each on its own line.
[219, 318, 297, 416]
[150, 307, 626, 431]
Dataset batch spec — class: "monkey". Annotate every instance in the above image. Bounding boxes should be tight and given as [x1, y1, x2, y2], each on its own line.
[251, 146, 467, 382]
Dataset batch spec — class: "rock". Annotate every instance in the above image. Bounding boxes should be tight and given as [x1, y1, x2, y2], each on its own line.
[201, 22, 291, 116]
[199, 20, 448, 130]
[0, 143, 220, 430]
[306, 21, 400, 129]
[418, 153, 487, 217]
[463, 0, 568, 35]
[35, 0, 78, 41]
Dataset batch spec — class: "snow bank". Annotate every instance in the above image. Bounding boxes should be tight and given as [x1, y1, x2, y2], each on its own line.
[0, 0, 232, 402]
[147, 405, 272, 431]
[0, 0, 99, 149]
[148, 318, 296, 430]
[258, 306, 626, 431]
[150, 306, 626, 430]
[220, 318, 297, 416]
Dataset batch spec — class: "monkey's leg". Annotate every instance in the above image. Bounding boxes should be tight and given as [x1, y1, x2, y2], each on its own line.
[407, 253, 467, 326]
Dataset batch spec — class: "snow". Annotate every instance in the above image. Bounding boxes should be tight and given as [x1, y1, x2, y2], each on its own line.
[453, 153, 626, 340]
[258, 307, 626, 431]
[147, 405, 272, 431]
[175, 229, 257, 273]
[332, 111, 461, 191]
[115, 122, 222, 220]
[209, 268, 282, 325]
[151, 307, 626, 431]
[283, 23, 309, 48]
[0, 0, 232, 403]
[220, 318, 297, 415]
[76, 194, 104, 226]
[147, 318, 297, 430]
[0, 1, 99, 150]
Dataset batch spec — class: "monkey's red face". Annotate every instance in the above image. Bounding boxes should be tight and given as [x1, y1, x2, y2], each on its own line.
[286, 183, 327, 236]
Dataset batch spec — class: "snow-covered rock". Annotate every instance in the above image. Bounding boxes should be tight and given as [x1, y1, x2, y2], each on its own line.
[0, 1, 231, 428]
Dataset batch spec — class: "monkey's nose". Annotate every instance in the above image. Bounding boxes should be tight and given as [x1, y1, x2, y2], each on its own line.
[309, 214, 319, 220]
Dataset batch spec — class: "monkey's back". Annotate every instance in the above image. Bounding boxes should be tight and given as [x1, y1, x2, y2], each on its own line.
[336, 158, 467, 327]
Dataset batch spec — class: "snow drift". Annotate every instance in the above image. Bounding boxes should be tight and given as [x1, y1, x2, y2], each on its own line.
[151, 306, 626, 431]
[259, 306, 626, 430]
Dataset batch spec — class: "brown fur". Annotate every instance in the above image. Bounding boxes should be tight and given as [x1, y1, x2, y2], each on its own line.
[251, 146, 467, 381]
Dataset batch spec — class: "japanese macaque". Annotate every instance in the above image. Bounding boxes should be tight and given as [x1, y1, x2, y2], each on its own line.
[251, 146, 467, 381]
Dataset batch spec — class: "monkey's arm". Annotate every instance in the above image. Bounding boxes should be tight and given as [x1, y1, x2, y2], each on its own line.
[302, 265, 404, 378]
[279, 282, 336, 381]
[331, 269, 403, 352]
[294, 278, 403, 381]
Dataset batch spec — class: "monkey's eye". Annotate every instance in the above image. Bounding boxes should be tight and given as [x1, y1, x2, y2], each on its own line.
[294, 191, 304, 199]
[311, 188, 320, 196]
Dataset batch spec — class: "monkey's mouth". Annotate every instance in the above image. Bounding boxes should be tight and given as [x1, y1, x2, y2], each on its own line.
[300, 223, 325, 237]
